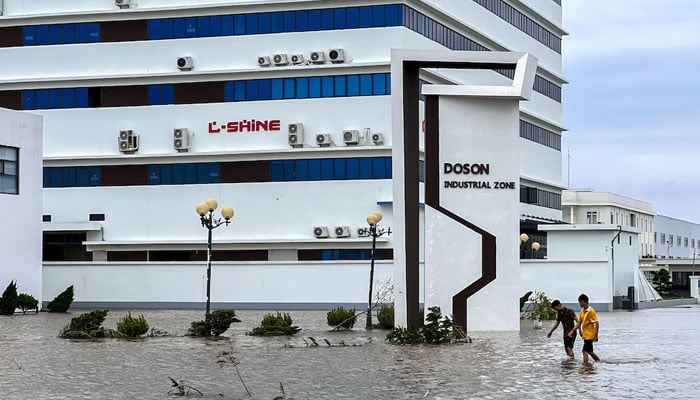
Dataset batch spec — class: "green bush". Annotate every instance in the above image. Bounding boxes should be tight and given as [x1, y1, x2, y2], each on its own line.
[188, 309, 241, 337]
[386, 306, 453, 345]
[249, 312, 301, 336]
[0, 280, 18, 315]
[47, 285, 74, 313]
[117, 312, 149, 337]
[526, 291, 557, 321]
[17, 293, 39, 314]
[326, 306, 357, 330]
[377, 304, 394, 329]
[60, 310, 108, 338]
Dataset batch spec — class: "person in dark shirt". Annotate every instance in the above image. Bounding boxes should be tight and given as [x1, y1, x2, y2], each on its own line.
[546, 299, 579, 358]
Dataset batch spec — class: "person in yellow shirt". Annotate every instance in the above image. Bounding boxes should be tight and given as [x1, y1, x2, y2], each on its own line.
[568, 293, 600, 363]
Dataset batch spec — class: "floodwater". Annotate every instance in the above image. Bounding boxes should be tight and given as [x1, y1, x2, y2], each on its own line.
[1, 306, 699, 399]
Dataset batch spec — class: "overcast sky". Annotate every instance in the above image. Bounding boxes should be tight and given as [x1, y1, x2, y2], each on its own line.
[562, 0, 700, 222]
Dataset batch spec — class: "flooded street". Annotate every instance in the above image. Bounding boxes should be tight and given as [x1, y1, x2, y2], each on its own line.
[1, 306, 699, 399]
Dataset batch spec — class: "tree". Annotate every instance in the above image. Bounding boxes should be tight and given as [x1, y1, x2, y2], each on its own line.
[651, 268, 672, 297]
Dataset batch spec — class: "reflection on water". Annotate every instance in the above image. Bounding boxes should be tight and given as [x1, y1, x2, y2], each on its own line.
[1, 307, 699, 399]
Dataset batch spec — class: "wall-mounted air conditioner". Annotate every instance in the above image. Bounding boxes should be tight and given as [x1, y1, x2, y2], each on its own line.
[342, 130, 359, 145]
[371, 133, 384, 145]
[328, 48, 345, 64]
[173, 128, 190, 152]
[309, 51, 326, 64]
[334, 226, 351, 238]
[272, 53, 289, 66]
[257, 56, 271, 67]
[118, 130, 139, 153]
[290, 54, 305, 65]
[288, 123, 304, 148]
[316, 133, 332, 147]
[176, 56, 194, 71]
[313, 226, 330, 238]
[115, 0, 133, 9]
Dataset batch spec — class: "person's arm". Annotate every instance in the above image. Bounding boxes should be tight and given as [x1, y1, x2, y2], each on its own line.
[546, 321, 560, 338]
[593, 320, 599, 341]
[568, 320, 580, 337]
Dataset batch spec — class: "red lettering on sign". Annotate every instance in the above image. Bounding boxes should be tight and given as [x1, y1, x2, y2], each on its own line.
[208, 119, 282, 134]
[208, 121, 221, 133]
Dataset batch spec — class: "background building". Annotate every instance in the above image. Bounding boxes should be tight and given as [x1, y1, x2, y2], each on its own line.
[652, 215, 700, 293]
[0, 0, 565, 308]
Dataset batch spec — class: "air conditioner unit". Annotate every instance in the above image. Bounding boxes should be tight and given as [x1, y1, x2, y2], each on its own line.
[371, 133, 384, 145]
[316, 133, 332, 147]
[115, 0, 133, 9]
[118, 130, 139, 153]
[309, 51, 326, 64]
[290, 54, 305, 65]
[342, 130, 359, 145]
[272, 53, 289, 66]
[257, 56, 271, 67]
[288, 123, 304, 148]
[176, 56, 194, 71]
[173, 128, 190, 152]
[334, 226, 351, 238]
[313, 226, 330, 238]
[328, 48, 345, 64]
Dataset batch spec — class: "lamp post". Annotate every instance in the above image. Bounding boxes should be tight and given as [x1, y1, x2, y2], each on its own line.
[195, 198, 234, 318]
[531, 241, 541, 259]
[366, 210, 391, 330]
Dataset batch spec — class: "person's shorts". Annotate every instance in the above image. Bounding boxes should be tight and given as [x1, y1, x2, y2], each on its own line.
[563, 334, 576, 349]
[583, 339, 594, 353]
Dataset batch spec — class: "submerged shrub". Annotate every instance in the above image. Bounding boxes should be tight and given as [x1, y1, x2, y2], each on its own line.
[326, 306, 357, 330]
[386, 306, 453, 345]
[0, 280, 19, 315]
[17, 293, 39, 314]
[249, 312, 301, 336]
[60, 310, 108, 338]
[377, 304, 394, 329]
[188, 309, 241, 337]
[117, 312, 149, 337]
[47, 285, 74, 313]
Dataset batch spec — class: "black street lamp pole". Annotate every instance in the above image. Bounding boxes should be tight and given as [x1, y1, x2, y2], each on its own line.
[196, 199, 234, 318]
[366, 211, 391, 330]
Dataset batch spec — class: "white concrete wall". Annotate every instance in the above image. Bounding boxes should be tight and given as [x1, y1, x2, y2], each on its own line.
[520, 260, 611, 308]
[654, 215, 700, 259]
[0, 108, 43, 301]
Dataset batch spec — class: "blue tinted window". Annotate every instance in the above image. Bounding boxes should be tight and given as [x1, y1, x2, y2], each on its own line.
[161, 18, 174, 39]
[347, 75, 360, 96]
[22, 91, 35, 110]
[386, 5, 401, 25]
[258, 13, 271, 34]
[196, 163, 209, 183]
[36, 25, 49, 45]
[75, 23, 88, 42]
[63, 168, 76, 186]
[246, 13, 258, 34]
[360, 74, 373, 96]
[62, 89, 75, 108]
[234, 15, 245, 34]
[22, 26, 36, 45]
[360, 6, 373, 28]
[162, 84, 174, 104]
[36, 89, 49, 109]
[185, 17, 197, 37]
[172, 164, 185, 184]
[296, 77, 309, 99]
[89, 167, 101, 186]
[210, 16, 222, 36]
[309, 77, 321, 98]
[333, 159, 346, 179]
[271, 79, 283, 100]
[359, 158, 373, 178]
[346, 7, 360, 28]
[271, 12, 283, 33]
[76, 88, 88, 107]
[209, 163, 220, 183]
[373, 73, 386, 95]
[372, 5, 386, 27]
[333, 9, 346, 29]
[246, 80, 259, 100]
[197, 17, 210, 36]
[295, 10, 309, 31]
[334, 76, 346, 96]
[184, 164, 197, 184]
[283, 11, 295, 32]
[222, 15, 234, 35]
[43, 168, 49, 187]
[294, 160, 308, 180]
[386, 73, 392, 94]
[62, 24, 75, 43]
[283, 160, 295, 181]
[148, 165, 160, 184]
[386, 157, 392, 177]
[173, 18, 185, 37]
[308, 159, 321, 180]
[48, 25, 61, 44]
[270, 160, 283, 181]
[373, 158, 387, 178]
[284, 78, 295, 99]
[322, 250, 332, 261]
[49, 89, 61, 108]
[321, 159, 334, 180]
[76, 167, 89, 186]
[321, 76, 334, 97]
[346, 158, 360, 179]
[234, 81, 245, 101]
[258, 79, 272, 100]
[48, 168, 62, 187]
[321, 9, 333, 30]
[148, 85, 160, 105]
[308, 10, 322, 30]
[160, 164, 173, 185]
[87, 23, 100, 42]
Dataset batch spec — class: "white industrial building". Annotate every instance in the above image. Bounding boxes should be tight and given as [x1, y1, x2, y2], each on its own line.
[0, 0, 566, 308]
[652, 214, 700, 292]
